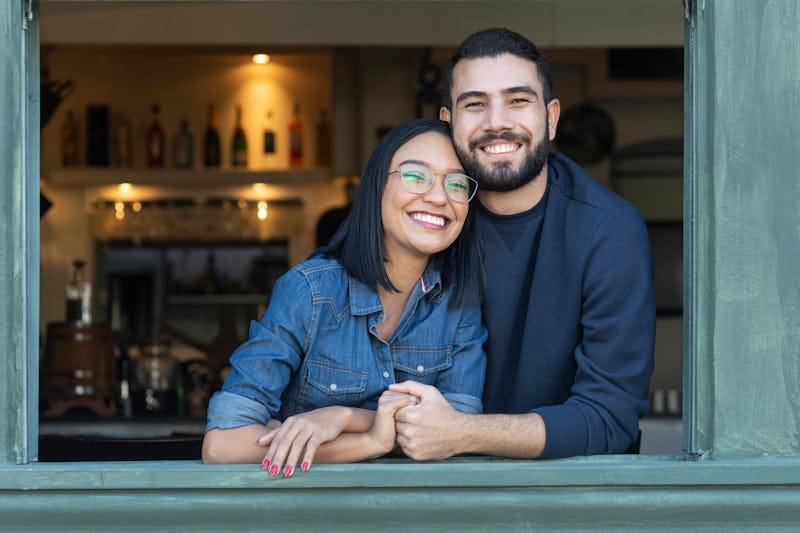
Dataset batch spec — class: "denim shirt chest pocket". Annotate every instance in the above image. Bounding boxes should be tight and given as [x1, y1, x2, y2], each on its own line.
[391, 345, 452, 385]
[297, 360, 368, 411]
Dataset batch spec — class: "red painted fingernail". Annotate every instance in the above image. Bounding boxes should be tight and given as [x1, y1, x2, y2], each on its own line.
[301, 462, 310, 473]
[283, 465, 293, 477]
[261, 458, 270, 471]
[269, 464, 280, 477]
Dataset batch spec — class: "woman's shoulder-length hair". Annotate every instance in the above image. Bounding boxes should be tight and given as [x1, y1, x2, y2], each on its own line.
[324, 117, 483, 309]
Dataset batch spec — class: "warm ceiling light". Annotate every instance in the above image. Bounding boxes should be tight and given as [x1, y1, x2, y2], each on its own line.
[118, 182, 132, 194]
[252, 53, 270, 65]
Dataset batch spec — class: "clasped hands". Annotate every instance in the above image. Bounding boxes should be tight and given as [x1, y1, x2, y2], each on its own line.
[256, 380, 459, 477]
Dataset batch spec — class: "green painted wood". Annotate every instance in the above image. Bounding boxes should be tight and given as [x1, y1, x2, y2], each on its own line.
[0, 0, 35, 465]
[1, 458, 800, 531]
[688, 0, 800, 457]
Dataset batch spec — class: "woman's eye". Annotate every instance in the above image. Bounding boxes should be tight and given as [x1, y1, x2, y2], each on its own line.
[446, 179, 468, 192]
[402, 172, 427, 183]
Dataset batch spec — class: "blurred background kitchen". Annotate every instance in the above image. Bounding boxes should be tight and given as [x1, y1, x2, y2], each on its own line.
[36, 1, 684, 456]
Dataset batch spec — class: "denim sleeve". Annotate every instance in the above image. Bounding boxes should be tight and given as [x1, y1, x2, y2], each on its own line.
[207, 268, 313, 430]
[205, 391, 271, 432]
[437, 298, 487, 414]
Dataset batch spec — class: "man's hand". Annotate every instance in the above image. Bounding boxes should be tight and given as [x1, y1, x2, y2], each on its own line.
[390, 380, 467, 460]
[366, 389, 419, 453]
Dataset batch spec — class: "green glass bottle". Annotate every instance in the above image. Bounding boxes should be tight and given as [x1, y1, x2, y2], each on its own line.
[232, 103, 248, 167]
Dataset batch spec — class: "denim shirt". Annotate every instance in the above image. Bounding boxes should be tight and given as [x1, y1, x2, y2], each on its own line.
[206, 256, 487, 432]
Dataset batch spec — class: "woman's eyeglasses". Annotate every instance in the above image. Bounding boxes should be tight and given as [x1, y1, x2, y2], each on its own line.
[388, 163, 478, 203]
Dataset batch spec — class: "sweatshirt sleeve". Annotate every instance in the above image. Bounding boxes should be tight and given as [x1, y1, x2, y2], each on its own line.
[534, 204, 656, 459]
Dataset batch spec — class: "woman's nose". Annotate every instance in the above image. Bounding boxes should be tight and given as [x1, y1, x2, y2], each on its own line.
[422, 176, 449, 205]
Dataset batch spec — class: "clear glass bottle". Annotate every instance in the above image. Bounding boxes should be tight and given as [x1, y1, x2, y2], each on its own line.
[172, 119, 194, 169]
[114, 112, 133, 167]
[65, 259, 92, 325]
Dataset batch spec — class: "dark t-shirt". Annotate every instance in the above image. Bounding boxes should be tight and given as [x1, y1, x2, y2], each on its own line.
[477, 198, 546, 413]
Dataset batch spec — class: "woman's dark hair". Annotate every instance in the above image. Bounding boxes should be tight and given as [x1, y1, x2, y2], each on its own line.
[325, 118, 483, 309]
[441, 27, 554, 111]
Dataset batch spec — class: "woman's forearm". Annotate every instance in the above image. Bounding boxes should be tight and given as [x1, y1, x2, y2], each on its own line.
[202, 424, 271, 464]
[311, 431, 390, 463]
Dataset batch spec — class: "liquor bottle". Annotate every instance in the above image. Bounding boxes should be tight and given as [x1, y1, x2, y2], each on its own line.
[114, 112, 133, 167]
[262, 110, 277, 168]
[316, 109, 331, 167]
[172, 119, 194, 169]
[145, 103, 165, 167]
[61, 110, 79, 166]
[86, 105, 110, 166]
[289, 102, 303, 168]
[118, 343, 133, 418]
[231, 103, 248, 167]
[65, 259, 92, 325]
[203, 103, 221, 167]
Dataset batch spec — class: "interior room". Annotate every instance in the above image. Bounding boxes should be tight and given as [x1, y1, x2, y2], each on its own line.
[35, 0, 684, 459]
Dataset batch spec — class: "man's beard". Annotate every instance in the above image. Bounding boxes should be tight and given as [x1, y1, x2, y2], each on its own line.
[454, 126, 550, 193]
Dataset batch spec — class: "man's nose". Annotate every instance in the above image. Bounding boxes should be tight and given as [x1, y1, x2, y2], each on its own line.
[484, 103, 513, 131]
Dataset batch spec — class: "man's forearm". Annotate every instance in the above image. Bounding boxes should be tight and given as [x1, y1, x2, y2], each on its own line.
[450, 411, 547, 459]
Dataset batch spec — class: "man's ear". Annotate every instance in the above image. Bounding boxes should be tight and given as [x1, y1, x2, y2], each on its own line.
[546, 98, 561, 141]
[439, 106, 451, 123]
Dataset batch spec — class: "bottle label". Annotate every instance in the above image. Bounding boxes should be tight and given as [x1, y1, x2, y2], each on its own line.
[263, 131, 276, 154]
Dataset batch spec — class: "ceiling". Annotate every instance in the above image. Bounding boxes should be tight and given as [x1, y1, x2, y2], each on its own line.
[39, 0, 684, 47]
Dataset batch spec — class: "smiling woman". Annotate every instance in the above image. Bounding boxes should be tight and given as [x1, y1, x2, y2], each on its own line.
[202, 119, 487, 475]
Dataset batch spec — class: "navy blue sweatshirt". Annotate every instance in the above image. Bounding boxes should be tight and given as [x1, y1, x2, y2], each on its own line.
[478, 151, 656, 459]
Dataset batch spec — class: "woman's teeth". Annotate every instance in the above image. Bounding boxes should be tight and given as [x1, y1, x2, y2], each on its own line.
[411, 213, 445, 227]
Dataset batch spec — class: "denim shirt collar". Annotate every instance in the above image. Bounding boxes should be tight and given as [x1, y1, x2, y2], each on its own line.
[347, 266, 443, 316]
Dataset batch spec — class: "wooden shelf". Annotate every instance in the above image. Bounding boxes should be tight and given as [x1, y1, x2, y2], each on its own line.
[45, 167, 332, 188]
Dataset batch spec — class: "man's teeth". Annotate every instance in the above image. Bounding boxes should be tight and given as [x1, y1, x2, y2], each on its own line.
[483, 143, 517, 154]
[411, 213, 445, 226]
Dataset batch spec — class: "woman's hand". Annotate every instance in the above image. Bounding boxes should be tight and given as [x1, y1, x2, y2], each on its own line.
[257, 406, 353, 477]
[366, 390, 420, 456]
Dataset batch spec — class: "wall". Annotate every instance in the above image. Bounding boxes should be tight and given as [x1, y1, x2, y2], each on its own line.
[39, 46, 340, 336]
[39, 41, 686, 408]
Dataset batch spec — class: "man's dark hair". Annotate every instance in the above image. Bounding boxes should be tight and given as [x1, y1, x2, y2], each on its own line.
[442, 27, 554, 111]
[325, 118, 483, 309]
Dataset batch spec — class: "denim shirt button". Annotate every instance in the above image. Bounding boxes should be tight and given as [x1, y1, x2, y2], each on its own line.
[417, 365, 425, 372]
[382, 371, 390, 378]
[329, 383, 337, 391]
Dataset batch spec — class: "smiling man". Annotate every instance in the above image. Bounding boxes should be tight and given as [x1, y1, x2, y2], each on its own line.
[391, 28, 656, 460]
